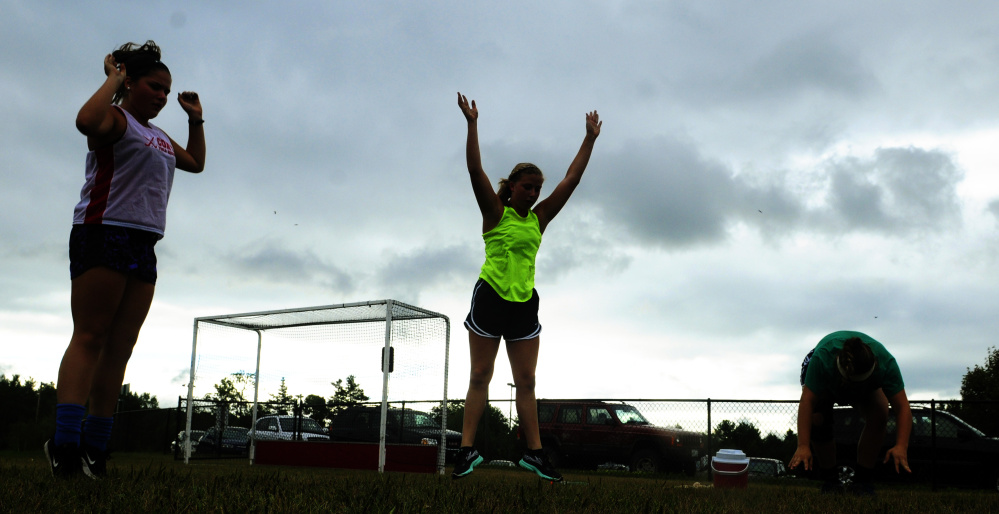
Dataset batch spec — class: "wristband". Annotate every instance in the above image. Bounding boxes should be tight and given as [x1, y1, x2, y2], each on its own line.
[188, 118, 205, 125]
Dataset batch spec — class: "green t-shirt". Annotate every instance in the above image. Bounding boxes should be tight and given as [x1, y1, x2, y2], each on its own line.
[803, 331, 905, 400]
[478, 206, 541, 302]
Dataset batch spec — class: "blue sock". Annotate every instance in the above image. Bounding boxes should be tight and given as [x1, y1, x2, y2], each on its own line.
[83, 415, 114, 451]
[54, 403, 86, 447]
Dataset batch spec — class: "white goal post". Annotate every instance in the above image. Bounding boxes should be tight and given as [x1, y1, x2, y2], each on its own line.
[182, 299, 451, 473]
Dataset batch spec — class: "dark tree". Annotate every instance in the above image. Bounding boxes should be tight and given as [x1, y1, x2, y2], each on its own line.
[713, 419, 764, 456]
[955, 346, 999, 436]
[329, 375, 368, 413]
[0, 375, 56, 450]
[432, 400, 518, 461]
[268, 377, 295, 414]
[117, 390, 159, 411]
[303, 394, 332, 425]
[203, 373, 256, 426]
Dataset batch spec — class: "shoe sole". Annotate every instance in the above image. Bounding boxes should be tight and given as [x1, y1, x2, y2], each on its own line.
[81, 454, 104, 480]
[519, 458, 563, 482]
[43, 441, 55, 477]
[451, 455, 483, 478]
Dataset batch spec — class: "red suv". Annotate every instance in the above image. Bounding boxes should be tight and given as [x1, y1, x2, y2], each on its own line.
[536, 400, 705, 474]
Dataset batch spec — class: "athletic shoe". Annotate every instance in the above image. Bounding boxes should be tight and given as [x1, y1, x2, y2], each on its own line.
[519, 450, 563, 482]
[80, 444, 108, 479]
[451, 447, 483, 479]
[44, 439, 81, 479]
[846, 481, 876, 497]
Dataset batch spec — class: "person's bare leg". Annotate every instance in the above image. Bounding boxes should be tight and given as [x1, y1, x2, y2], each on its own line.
[57, 268, 129, 406]
[810, 411, 837, 470]
[88, 276, 155, 416]
[507, 336, 540, 450]
[461, 333, 501, 447]
[856, 389, 890, 468]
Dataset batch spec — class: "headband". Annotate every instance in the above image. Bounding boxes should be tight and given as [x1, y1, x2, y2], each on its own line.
[836, 355, 876, 382]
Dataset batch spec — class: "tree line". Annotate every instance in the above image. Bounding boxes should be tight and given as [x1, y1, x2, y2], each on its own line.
[3, 345, 998, 454]
[0, 374, 160, 451]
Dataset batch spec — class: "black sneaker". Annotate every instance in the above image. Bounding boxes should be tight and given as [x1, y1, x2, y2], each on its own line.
[451, 447, 483, 479]
[519, 450, 563, 482]
[44, 440, 82, 479]
[80, 444, 108, 479]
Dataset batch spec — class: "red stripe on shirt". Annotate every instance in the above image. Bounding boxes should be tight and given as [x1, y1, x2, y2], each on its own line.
[84, 145, 114, 223]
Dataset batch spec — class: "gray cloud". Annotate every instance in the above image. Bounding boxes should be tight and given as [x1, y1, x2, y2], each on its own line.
[728, 32, 879, 106]
[538, 214, 633, 281]
[3, 1, 998, 404]
[582, 138, 964, 248]
[223, 242, 356, 293]
[375, 243, 480, 304]
[988, 199, 999, 221]
[584, 137, 739, 247]
[819, 147, 963, 234]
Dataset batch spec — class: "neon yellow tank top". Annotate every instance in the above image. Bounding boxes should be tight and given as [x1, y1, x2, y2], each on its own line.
[479, 206, 542, 302]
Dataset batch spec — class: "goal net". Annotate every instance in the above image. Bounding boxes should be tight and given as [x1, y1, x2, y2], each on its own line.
[182, 300, 451, 473]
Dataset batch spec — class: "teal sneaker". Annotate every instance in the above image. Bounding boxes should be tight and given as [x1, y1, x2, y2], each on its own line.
[519, 450, 563, 482]
[451, 447, 483, 479]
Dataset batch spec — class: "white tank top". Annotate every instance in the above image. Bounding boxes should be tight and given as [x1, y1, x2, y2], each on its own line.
[73, 106, 177, 235]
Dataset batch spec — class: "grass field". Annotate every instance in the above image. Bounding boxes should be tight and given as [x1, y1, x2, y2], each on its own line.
[1, 452, 995, 513]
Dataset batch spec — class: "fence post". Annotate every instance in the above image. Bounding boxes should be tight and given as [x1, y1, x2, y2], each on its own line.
[175, 397, 183, 459]
[706, 398, 712, 480]
[930, 399, 937, 491]
[294, 401, 303, 441]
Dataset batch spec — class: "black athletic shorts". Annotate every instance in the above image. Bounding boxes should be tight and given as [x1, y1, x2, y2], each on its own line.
[464, 278, 541, 341]
[69, 224, 161, 285]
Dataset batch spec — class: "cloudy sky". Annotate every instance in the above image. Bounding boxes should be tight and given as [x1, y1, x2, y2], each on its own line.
[2, 1, 998, 408]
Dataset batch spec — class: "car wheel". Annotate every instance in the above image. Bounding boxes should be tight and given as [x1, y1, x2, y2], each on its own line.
[629, 448, 663, 473]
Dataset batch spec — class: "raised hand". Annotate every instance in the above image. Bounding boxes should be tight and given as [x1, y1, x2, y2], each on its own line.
[586, 110, 601, 138]
[458, 92, 478, 122]
[177, 92, 203, 119]
[103, 54, 126, 82]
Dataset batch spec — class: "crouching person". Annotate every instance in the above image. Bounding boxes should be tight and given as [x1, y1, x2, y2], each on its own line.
[789, 331, 911, 496]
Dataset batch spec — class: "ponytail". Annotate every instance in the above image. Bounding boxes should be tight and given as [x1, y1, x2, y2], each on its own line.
[837, 337, 876, 383]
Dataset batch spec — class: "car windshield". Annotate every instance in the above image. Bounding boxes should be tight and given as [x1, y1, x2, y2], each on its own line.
[278, 417, 327, 434]
[389, 410, 440, 428]
[612, 405, 650, 424]
[937, 413, 986, 438]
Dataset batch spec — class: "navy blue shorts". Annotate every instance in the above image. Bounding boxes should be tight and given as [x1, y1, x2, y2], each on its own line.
[464, 279, 541, 341]
[69, 224, 160, 284]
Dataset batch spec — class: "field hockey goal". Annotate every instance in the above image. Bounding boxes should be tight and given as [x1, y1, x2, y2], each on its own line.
[182, 300, 451, 473]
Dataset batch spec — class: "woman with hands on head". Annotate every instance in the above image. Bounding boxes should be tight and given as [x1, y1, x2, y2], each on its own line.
[46, 40, 206, 480]
[451, 92, 600, 482]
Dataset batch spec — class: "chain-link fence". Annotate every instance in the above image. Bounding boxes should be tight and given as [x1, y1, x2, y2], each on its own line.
[165, 397, 456, 466]
[110, 398, 999, 489]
